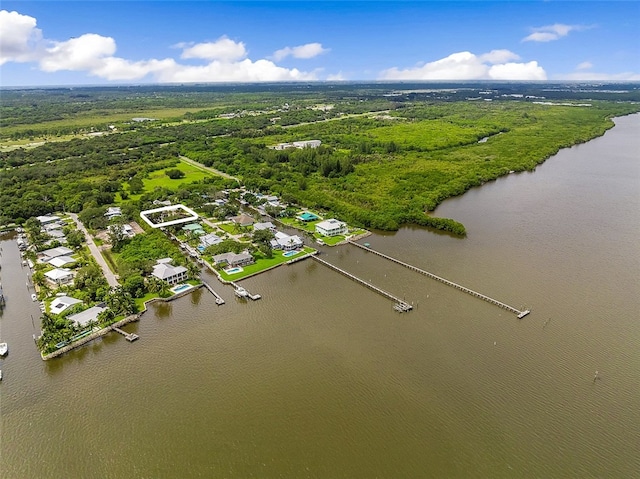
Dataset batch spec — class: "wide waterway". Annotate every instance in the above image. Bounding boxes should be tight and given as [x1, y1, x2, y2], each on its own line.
[1, 114, 639, 478]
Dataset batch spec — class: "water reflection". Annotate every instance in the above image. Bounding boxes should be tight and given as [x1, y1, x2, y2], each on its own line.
[153, 301, 172, 319]
[190, 287, 203, 305]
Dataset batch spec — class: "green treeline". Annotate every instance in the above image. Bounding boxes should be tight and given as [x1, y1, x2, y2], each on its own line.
[2, 85, 639, 235]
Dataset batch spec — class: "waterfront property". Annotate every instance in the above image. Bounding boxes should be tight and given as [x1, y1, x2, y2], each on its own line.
[49, 295, 82, 314]
[213, 251, 254, 268]
[152, 258, 188, 285]
[39, 246, 74, 262]
[44, 268, 75, 286]
[47, 255, 76, 268]
[67, 304, 107, 328]
[271, 231, 303, 251]
[315, 219, 347, 237]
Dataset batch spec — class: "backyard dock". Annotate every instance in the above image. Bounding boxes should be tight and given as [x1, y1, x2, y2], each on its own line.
[201, 280, 225, 305]
[230, 282, 261, 301]
[350, 241, 529, 317]
[312, 256, 412, 312]
[114, 327, 139, 342]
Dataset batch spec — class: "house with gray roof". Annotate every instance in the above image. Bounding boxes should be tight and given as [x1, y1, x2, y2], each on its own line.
[68, 304, 107, 327]
[50, 295, 82, 315]
[212, 251, 254, 268]
[44, 268, 75, 286]
[151, 259, 188, 285]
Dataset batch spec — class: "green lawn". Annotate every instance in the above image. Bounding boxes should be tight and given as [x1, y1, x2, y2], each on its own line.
[122, 159, 212, 202]
[216, 246, 316, 281]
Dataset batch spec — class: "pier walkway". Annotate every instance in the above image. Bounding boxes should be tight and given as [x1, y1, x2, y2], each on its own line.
[349, 241, 529, 318]
[312, 256, 412, 312]
[114, 327, 139, 342]
[201, 280, 225, 305]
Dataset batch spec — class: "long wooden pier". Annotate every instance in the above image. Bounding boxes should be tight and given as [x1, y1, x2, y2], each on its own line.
[114, 327, 139, 342]
[349, 241, 529, 318]
[312, 256, 412, 312]
[201, 280, 225, 305]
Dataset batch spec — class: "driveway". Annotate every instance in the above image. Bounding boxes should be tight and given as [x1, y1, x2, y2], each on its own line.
[68, 212, 119, 288]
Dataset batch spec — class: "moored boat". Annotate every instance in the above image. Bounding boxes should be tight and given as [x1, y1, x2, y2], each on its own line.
[0, 342, 8, 356]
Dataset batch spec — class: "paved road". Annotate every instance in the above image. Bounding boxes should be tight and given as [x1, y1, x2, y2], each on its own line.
[68, 212, 119, 288]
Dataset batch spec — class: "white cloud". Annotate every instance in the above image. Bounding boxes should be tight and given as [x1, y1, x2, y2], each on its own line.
[0, 9, 318, 83]
[379, 50, 547, 81]
[522, 24, 589, 42]
[180, 37, 246, 62]
[40, 34, 116, 72]
[272, 43, 328, 61]
[576, 61, 593, 70]
[0, 10, 42, 64]
[479, 49, 520, 64]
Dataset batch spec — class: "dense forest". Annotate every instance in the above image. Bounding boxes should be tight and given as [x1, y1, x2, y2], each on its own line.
[2, 82, 639, 233]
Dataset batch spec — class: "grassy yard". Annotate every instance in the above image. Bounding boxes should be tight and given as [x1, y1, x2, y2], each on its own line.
[121, 159, 212, 202]
[216, 246, 316, 281]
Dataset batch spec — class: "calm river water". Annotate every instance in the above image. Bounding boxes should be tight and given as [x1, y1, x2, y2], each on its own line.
[1, 114, 639, 478]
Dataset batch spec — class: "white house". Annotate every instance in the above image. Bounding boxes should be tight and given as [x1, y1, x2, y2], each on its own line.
[213, 251, 254, 267]
[151, 258, 188, 285]
[270, 231, 303, 251]
[68, 305, 107, 327]
[104, 206, 122, 219]
[315, 219, 347, 237]
[36, 215, 61, 225]
[199, 233, 223, 249]
[48, 255, 76, 268]
[44, 268, 75, 286]
[39, 246, 74, 262]
[253, 222, 276, 232]
[50, 295, 82, 315]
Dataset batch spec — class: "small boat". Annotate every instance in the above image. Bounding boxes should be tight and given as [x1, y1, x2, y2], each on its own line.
[0, 343, 8, 356]
[0, 370, 3, 381]
[31, 293, 37, 301]
[234, 287, 248, 298]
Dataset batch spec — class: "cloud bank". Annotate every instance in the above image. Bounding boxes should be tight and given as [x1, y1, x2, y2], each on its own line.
[0, 10, 318, 82]
[379, 50, 547, 81]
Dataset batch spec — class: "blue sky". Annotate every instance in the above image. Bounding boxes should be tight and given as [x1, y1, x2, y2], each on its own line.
[1, 1, 639, 86]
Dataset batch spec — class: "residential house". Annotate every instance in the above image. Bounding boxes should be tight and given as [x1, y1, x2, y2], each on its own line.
[230, 213, 255, 227]
[68, 304, 107, 327]
[44, 268, 75, 286]
[104, 206, 122, 219]
[49, 295, 82, 314]
[39, 246, 74, 262]
[315, 219, 347, 237]
[199, 232, 223, 249]
[47, 255, 76, 268]
[297, 212, 320, 222]
[212, 251, 254, 268]
[151, 258, 188, 285]
[36, 215, 61, 225]
[253, 222, 276, 232]
[270, 231, 303, 251]
[182, 223, 205, 236]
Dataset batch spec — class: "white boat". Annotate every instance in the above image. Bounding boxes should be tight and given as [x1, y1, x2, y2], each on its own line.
[234, 287, 248, 298]
[0, 370, 3, 381]
[0, 343, 8, 356]
[31, 293, 37, 301]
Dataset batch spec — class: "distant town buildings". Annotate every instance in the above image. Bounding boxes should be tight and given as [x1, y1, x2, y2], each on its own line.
[270, 140, 322, 150]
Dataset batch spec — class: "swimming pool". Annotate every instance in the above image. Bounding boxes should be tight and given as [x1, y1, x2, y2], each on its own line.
[282, 250, 300, 257]
[224, 266, 243, 274]
[171, 284, 191, 293]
